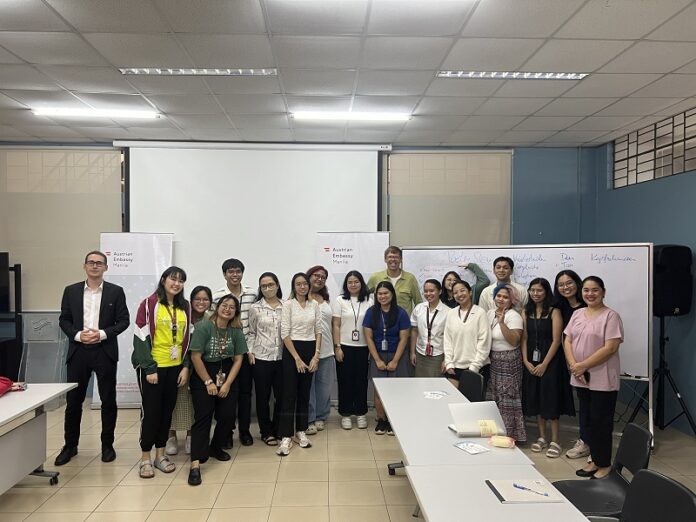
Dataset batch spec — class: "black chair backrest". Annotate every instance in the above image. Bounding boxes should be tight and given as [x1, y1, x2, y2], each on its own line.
[458, 370, 484, 402]
[621, 469, 696, 522]
[613, 423, 652, 476]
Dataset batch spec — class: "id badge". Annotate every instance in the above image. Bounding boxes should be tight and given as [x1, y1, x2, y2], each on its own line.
[169, 345, 179, 360]
[216, 371, 226, 387]
[381, 339, 388, 352]
[351, 329, 360, 342]
[425, 342, 432, 356]
[532, 348, 541, 363]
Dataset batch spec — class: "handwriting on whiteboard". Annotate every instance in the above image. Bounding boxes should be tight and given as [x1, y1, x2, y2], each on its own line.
[591, 253, 638, 264]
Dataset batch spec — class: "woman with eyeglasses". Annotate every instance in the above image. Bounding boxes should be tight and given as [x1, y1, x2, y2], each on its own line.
[485, 284, 526, 444]
[166, 285, 212, 457]
[277, 272, 322, 456]
[564, 276, 623, 480]
[443, 281, 491, 388]
[332, 270, 373, 429]
[187, 294, 247, 485]
[248, 272, 284, 446]
[364, 281, 411, 436]
[306, 265, 334, 435]
[132, 266, 192, 479]
[410, 279, 449, 377]
[554, 270, 590, 460]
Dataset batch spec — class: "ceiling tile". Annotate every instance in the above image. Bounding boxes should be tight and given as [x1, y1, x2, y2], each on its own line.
[273, 37, 361, 68]
[13, 124, 86, 138]
[0, 108, 57, 125]
[462, 0, 583, 38]
[356, 70, 434, 95]
[84, 34, 193, 68]
[397, 129, 452, 144]
[266, 0, 368, 35]
[0, 32, 108, 66]
[73, 93, 154, 111]
[562, 74, 662, 98]
[425, 78, 504, 97]
[474, 97, 552, 116]
[0, 89, 87, 109]
[367, 0, 476, 36]
[239, 128, 294, 142]
[556, 0, 691, 39]
[0, 65, 59, 90]
[513, 116, 584, 131]
[631, 74, 696, 98]
[0, 46, 24, 64]
[46, 0, 168, 32]
[112, 115, 174, 128]
[153, 0, 266, 34]
[535, 98, 617, 116]
[216, 94, 286, 114]
[442, 129, 503, 144]
[442, 38, 544, 71]
[458, 115, 525, 130]
[494, 130, 557, 143]
[148, 94, 221, 114]
[125, 75, 210, 95]
[185, 128, 243, 141]
[345, 128, 398, 142]
[128, 126, 189, 140]
[414, 97, 485, 115]
[653, 98, 696, 116]
[206, 76, 281, 95]
[361, 37, 453, 69]
[494, 79, 577, 98]
[0, 0, 69, 31]
[293, 128, 347, 142]
[352, 95, 420, 113]
[281, 69, 356, 96]
[596, 98, 684, 117]
[600, 42, 696, 73]
[0, 94, 28, 109]
[522, 40, 632, 73]
[71, 127, 137, 139]
[229, 115, 290, 129]
[177, 35, 273, 68]
[542, 130, 611, 143]
[36, 65, 137, 94]
[647, 3, 696, 41]
[0, 124, 33, 138]
[285, 96, 352, 112]
[567, 116, 641, 132]
[401, 115, 469, 131]
[676, 61, 696, 74]
[167, 114, 232, 129]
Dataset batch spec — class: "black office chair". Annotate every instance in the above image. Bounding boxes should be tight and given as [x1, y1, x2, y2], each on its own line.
[587, 469, 696, 522]
[457, 369, 484, 402]
[553, 423, 653, 518]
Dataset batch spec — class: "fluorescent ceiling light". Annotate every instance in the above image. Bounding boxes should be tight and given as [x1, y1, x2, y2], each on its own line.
[32, 108, 160, 119]
[291, 111, 410, 122]
[438, 71, 588, 80]
[119, 67, 277, 76]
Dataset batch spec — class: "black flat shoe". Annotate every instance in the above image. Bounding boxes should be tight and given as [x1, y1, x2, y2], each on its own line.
[209, 446, 231, 461]
[188, 467, 202, 486]
[54, 446, 77, 466]
[240, 432, 254, 446]
[101, 446, 117, 463]
[575, 468, 598, 477]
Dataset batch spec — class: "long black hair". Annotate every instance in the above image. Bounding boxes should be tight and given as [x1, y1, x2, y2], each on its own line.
[341, 270, 370, 302]
[255, 272, 283, 301]
[189, 285, 212, 322]
[553, 269, 584, 307]
[441, 270, 462, 301]
[156, 266, 188, 310]
[524, 278, 554, 318]
[369, 281, 399, 330]
[289, 272, 309, 300]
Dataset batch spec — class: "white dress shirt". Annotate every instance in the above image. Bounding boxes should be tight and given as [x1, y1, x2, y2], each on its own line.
[75, 281, 107, 342]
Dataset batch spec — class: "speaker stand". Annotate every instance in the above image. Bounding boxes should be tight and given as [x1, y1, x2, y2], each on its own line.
[629, 317, 696, 434]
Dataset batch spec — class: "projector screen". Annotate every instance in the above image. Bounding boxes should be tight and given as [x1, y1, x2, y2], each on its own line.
[129, 147, 379, 295]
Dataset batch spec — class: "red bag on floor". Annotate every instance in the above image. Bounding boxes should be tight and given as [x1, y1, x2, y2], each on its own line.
[0, 376, 13, 397]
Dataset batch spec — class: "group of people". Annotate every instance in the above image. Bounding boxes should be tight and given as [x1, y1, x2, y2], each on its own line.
[55, 245, 624, 487]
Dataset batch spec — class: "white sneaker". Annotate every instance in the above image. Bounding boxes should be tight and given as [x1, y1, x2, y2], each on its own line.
[315, 420, 325, 431]
[341, 417, 353, 430]
[566, 439, 591, 459]
[305, 423, 318, 435]
[165, 436, 178, 455]
[356, 415, 368, 429]
[184, 435, 191, 455]
[294, 431, 312, 448]
[277, 437, 293, 456]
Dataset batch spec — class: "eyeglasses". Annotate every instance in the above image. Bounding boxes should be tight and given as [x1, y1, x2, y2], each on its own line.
[311, 274, 327, 281]
[192, 298, 210, 303]
[85, 261, 106, 267]
[218, 304, 236, 311]
[260, 283, 277, 290]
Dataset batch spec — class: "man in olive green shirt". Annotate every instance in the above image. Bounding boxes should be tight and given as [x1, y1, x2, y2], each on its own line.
[367, 246, 422, 315]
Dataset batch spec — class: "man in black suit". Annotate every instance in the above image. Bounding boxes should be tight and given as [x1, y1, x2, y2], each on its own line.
[55, 251, 130, 465]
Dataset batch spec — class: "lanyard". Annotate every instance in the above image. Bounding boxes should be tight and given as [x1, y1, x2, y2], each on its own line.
[350, 299, 362, 330]
[214, 325, 230, 359]
[425, 307, 439, 342]
[458, 305, 472, 324]
[164, 305, 179, 344]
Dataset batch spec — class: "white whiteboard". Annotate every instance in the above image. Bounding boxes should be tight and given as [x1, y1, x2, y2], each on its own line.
[403, 244, 652, 379]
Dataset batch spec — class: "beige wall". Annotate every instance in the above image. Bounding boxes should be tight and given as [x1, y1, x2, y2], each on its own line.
[0, 149, 122, 311]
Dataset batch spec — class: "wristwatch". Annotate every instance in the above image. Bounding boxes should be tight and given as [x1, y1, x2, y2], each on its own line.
[204, 379, 213, 386]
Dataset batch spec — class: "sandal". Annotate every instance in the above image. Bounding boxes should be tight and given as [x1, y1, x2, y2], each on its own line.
[262, 435, 279, 446]
[531, 437, 548, 453]
[546, 442, 562, 458]
[153, 455, 176, 473]
[139, 460, 154, 479]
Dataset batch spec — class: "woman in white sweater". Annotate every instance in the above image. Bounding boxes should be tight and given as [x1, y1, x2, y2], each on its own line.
[443, 281, 491, 388]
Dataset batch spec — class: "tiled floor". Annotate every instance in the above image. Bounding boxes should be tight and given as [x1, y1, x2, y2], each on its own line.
[1, 403, 695, 521]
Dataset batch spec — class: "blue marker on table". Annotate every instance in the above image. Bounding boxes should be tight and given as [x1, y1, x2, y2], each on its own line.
[513, 482, 549, 497]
